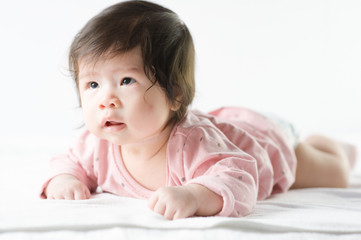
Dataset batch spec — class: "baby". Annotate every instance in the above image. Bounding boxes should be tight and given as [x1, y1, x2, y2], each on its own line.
[41, 0, 356, 220]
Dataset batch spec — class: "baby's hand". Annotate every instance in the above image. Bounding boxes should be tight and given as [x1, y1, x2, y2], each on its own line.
[45, 174, 91, 200]
[148, 184, 223, 220]
[148, 186, 198, 220]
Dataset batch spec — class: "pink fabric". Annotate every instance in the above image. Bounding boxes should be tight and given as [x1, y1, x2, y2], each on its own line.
[40, 107, 297, 217]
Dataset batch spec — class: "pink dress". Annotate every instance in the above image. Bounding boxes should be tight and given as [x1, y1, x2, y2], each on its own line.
[41, 107, 297, 217]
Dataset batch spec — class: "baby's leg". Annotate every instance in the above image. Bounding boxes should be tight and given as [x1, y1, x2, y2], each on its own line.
[291, 135, 356, 189]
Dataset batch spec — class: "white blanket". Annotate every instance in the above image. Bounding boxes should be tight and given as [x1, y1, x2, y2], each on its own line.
[2, 181, 361, 233]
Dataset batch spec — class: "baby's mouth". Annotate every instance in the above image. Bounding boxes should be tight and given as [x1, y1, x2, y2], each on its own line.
[105, 121, 123, 127]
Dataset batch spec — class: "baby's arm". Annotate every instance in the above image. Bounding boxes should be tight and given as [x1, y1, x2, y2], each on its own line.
[45, 174, 91, 200]
[41, 131, 99, 200]
[148, 184, 223, 220]
[156, 126, 261, 219]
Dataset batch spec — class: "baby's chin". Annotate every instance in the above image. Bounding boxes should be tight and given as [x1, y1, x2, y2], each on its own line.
[97, 134, 125, 145]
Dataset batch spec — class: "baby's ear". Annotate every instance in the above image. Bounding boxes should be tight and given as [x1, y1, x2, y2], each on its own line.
[170, 87, 182, 111]
[170, 101, 181, 111]
[170, 96, 182, 111]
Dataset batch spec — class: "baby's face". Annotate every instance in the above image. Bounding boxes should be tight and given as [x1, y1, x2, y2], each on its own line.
[77, 46, 173, 146]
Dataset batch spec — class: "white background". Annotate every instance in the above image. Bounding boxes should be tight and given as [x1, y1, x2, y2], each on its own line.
[0, 0, 360, 143]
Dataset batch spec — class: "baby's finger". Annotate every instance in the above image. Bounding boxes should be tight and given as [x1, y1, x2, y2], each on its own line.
[53, 193, 66, 200]
[173, 210, 182, 220]
[173, 209, 191, 220]
[163, 207, 176, 220]
[64, 191, 75, 200]
[47, 194, 55, 200]
[74, 188, 89, 200]
[85, 188, 91, 199]
[153, 200, 166, 216]
[148, 193, 159, 210]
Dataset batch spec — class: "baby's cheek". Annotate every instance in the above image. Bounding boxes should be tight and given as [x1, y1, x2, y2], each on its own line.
[82, 108, 98, 131]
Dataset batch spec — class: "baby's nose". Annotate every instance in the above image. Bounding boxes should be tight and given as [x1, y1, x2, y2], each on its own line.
[99, 97, 121, 110]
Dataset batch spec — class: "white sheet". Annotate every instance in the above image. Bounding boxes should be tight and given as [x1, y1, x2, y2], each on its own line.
[2, 186, 361, 233]
[1, 135, 360, 239]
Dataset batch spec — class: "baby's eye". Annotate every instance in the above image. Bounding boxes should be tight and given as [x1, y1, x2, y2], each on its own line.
[121, 77, 136, 86]
[88, 81, 99, 89]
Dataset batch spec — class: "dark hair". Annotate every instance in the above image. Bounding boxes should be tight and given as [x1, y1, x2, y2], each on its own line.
[69, 0, 195, 122]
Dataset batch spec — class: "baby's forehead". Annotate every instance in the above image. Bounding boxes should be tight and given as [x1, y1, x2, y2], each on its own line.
[78, 47, 144, 75]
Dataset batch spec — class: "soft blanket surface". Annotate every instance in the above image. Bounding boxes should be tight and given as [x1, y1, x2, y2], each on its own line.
[1, 183, 361, 233]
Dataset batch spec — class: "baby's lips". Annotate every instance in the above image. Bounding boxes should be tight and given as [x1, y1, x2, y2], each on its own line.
[105, 121, 123, 127]
[101, 117, 124, 128]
